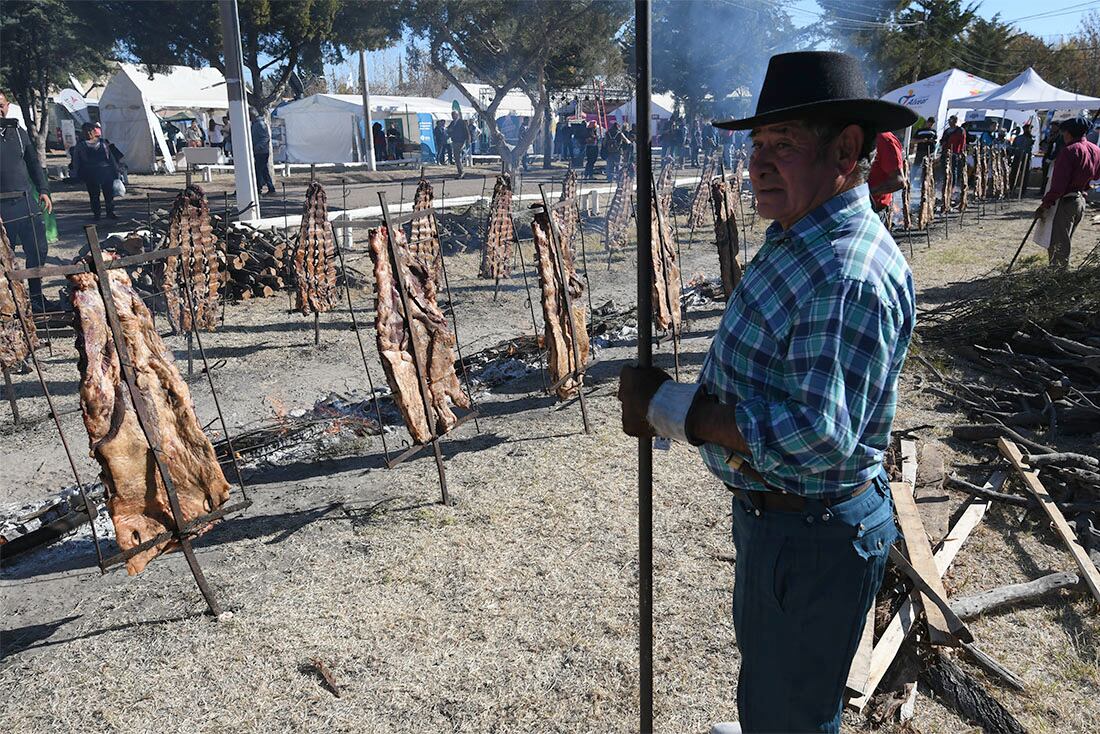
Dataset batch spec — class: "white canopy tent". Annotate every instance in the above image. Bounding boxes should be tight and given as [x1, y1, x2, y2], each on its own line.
[610, 93, 676, 123]
[880, 69, 1003, 136]
[98, 63, 228, 173]
[274, 93, 474, 164]
[947, 67, 1100, 111]
[438, 83, 535, 118]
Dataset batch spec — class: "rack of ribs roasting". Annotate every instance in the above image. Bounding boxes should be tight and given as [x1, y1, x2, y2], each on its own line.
[918, 155, 935, 231]
[409, 178, 442, 284]
[605, 164, 635, 249]
[71, 258, 231, 574]
[901, 158, 913, 230]
[368, 226, 470, 443]
[553, 170, 580, 251]
[652, 194, 682, 334]
[688, 153, 718, 229]
[709, 177, 743, 300]
[292, 181, 338, 314]
[163, 185, 222, 334]
[532, 208, 589, 400]
[0, 217, 37, 369]
[479, 174, 515, 280]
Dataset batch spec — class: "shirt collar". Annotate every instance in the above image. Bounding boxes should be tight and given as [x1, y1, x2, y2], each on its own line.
[765, 184, 871, 245]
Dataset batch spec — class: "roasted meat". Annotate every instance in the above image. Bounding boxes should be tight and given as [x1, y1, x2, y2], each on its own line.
[71, 258, 230, 575]
[479, 174, 515, 280]
[409, 178, 442, 284]
[532, 208, 589, 400]
[651, 194, 682, 334]
[292, 181, 338, 314]
[709, 177, 743, 299]
[368, 226, 470, 443]
[163, 185, 222, 333]
[605, 164, 635, 250]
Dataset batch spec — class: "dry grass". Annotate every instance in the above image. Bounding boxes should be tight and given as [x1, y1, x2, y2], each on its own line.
[2, 194, 1099, 733]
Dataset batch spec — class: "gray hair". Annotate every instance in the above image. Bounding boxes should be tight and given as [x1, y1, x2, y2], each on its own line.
[803, 119, 876, 182]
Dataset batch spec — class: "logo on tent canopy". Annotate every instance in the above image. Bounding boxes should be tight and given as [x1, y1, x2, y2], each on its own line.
[897, 89, 928, 107]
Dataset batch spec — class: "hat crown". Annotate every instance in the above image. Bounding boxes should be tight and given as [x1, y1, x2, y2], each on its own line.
[756, 51, 869, 119]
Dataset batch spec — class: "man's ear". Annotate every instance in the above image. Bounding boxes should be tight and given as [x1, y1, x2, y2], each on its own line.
[833, 124, 864, 177]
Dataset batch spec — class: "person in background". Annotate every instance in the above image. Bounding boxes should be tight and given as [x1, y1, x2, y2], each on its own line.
[249, 109, 276, 196]
[185, 119, 203, 148]
[940, 114, 966, 202]
[721, 128, 736, 170]
[221, 115, 232, 159]
[371, 121, 387, 162]
[620, 123, 636, 169]
[679, 119, 691, 167]
[71, 121, 121, 221]
[583, 121, 600, 180]
[667, 115, 683, 163]
[0, 89, 52, 312]
[1038, 117, 1100, 268]
[1039, 121, 1064, 194]
[386, 123, 403, 160]
[207, 118, 223, 150]
[867, 130, 905, 227]
[446, 110, 469, 178]
[604, 121, 622, 181]
[433, 119, 449, 165]
[911, 117, 936, 185]
[1010, 123, 1034, 195]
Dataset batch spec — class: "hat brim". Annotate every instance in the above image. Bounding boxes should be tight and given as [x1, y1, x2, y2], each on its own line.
[713, 99, 918, 134]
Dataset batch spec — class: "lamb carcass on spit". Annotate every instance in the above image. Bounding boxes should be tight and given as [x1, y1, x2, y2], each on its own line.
[553, 170, 580, 251]
[605, 164, 635, 250]
[163, 185, 222, 333]
[292, 181, 338, 314]
[652, 194, 682, 334]
[0, 216, 37, 369]
[409, 177, 442, 284]
[687, 153, 718, 229]
[71, 257, 231, 575]
[368, 226, 470, 443]
[918, 154, 935, 231]
[709, 177, 743, 300]
[479, 174, 515, 280]
[532, 207, 589, 400]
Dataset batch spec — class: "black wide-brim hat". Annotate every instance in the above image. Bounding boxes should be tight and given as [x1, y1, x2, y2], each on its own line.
[714, 51, 918, 133]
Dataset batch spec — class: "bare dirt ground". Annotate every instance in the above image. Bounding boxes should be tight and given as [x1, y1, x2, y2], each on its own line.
[2, 165, 1098, 733]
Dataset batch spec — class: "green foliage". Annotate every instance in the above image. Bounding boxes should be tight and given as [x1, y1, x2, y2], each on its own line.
[652, 0, 799, 118]
[959, 15, 1017, 84]
[878, 0, 979, 91]
[0, 0, 115, 154]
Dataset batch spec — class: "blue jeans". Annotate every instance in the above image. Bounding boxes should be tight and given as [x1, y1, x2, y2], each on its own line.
[730, 468, 897, 733]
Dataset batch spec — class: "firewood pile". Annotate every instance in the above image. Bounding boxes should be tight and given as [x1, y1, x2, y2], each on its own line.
[222, 223, 293, 300]
[605, 163, 635, 250]
[163, 185, 222, 333]
[0, 217, 38, 368]
[479, 174, 515, 280]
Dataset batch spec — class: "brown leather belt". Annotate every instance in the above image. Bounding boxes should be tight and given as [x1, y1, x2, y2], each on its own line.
[730, 478, 875, 513]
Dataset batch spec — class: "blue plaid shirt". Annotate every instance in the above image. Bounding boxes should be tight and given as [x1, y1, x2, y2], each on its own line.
[697, 184, 915, 498]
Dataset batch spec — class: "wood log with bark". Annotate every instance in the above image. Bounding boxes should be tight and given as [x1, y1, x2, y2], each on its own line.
[291, 181, 338, 314]
[163, 185, 222, 333]
[70, 256, 231, 575]
[532, 207, 589, 400]
[709, 176, 743, 299]
[0, 216, 37, 369]
[479, 174, 515, 280]
[367, 226, 470, 444]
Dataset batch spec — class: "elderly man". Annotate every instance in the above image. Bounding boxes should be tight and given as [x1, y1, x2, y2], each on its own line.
[1038, 117, 1100, 268]
[619, 51, 917, 733]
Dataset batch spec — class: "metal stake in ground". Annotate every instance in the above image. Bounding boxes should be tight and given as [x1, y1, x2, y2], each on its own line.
[84, 225, 223, 616]
[2, 365, 17, 424]
[1005, 215, 1041, 273]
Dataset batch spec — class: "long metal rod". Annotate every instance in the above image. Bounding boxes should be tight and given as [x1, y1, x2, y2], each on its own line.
[538, 185, 590, 434]
[84, 226, 222, 615]
[377, 194, 449, 505]
[634, 2, 655, 730]
[2, 365, 18, 424]
[5, 275, 105, 569]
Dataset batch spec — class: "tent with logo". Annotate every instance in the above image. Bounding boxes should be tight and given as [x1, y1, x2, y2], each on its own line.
[946, 67, 1100, 112]
[98, 63, 228, 173]
[880, 69, 1004, 136]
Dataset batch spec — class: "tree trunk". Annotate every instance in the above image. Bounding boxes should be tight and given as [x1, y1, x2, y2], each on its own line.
[543, 97, 552, 169]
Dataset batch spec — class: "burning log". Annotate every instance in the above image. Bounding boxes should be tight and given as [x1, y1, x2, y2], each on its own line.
[532, 208, 589, 399]
[479, 174, 515, 280]
[0, 216, 37, 369]
[652, 194, 682, 333]
[687, 152, 718, 229]
[163, 185, 222, 333]
[70, 257, 231, 575]
[291, 181, 338, 314]
[918, 155, 935, 231]
[709, 177, 743, 299]
[367, 226, 470, 444]
[409, 177, 442, 283]
[605, 164, 635, 250]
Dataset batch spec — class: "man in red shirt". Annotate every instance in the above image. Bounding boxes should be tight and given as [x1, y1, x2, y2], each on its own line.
[1039, 117, 1100, 267]
[868, 131, 905, 222]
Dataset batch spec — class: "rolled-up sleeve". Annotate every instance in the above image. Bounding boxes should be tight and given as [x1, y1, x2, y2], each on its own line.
[735, 277, 901, 477]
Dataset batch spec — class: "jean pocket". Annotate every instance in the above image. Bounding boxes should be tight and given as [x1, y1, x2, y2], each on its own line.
[851, 514, 898, 561]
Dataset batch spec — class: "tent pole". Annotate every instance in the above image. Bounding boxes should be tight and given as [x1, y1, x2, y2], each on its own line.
[635, 1, 655, 732]
[360, 50, 377, 172]
[217, 0, 260, 222]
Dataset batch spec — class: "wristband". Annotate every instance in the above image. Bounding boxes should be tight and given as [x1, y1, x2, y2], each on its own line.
[646, 381, 700, 444]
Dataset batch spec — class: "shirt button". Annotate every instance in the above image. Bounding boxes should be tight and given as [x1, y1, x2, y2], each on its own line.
[822, 512, 832, 522]
[754, 509, 762, 517]
[857, 523, 865, 531]
[805, 515, 815, 524]
[877, 539, 884, 549]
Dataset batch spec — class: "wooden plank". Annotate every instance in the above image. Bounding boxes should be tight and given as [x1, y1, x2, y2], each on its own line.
[893, 480, 956, 646]
[998, 438, 1100, 604]
[846, 472, 1002, 712]
[888, 545, 972, 643]
[900, 439, 918, 486]
[7, 246, 182, 281]
[845, 605, 877, 696]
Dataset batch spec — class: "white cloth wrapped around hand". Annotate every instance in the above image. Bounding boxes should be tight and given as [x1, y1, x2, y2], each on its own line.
[646, 380, 700, 444]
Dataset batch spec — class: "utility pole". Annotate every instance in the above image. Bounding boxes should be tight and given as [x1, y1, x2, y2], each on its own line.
[360, 50, 377, 172]
[218, 0, 260, 221]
